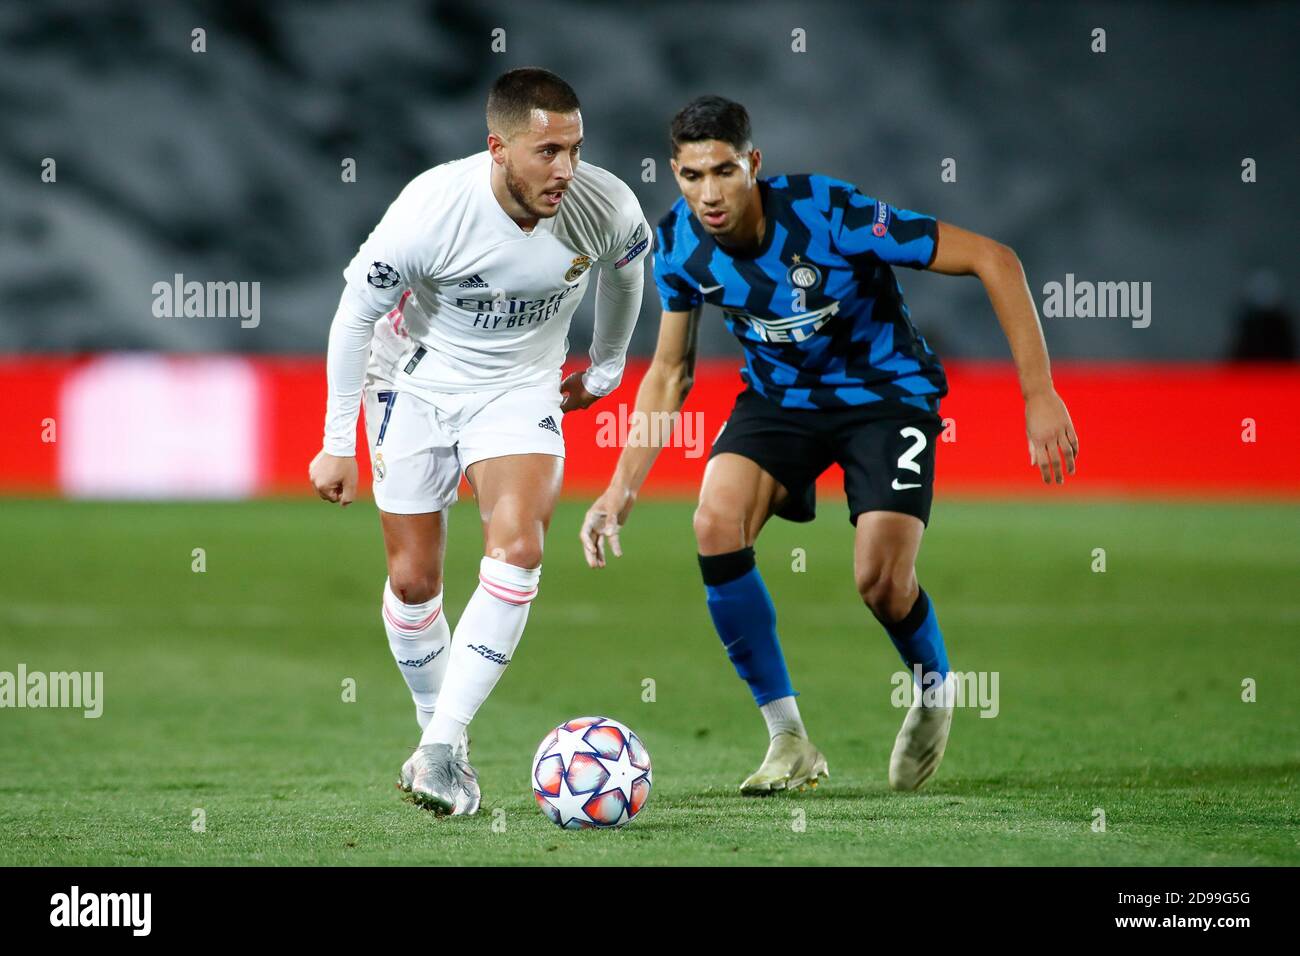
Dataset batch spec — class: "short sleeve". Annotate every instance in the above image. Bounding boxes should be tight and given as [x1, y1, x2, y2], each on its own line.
[652, 223, 703, 312]
[829, 181, 938, 270]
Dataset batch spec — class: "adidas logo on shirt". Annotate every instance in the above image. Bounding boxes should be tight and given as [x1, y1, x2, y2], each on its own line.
[538, 415, 560, 436]
[457, 273, 490, 289]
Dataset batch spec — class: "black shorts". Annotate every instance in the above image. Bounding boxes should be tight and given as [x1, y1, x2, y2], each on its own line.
[709, 387, 943, 526]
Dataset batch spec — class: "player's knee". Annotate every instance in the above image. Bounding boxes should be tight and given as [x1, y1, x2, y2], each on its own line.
[856, 564, 917, 623]
[693, 503, 744, 554]
[489, 538, 543, 570]
[388, 564, 443, 605]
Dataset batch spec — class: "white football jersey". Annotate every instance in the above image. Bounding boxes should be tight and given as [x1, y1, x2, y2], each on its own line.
[343, 150, 650, 396]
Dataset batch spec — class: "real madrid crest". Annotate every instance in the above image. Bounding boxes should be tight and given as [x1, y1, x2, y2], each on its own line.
[564, 255, 593, 282]
[373, 452, 386, 483]
[786, 255, 822, 292]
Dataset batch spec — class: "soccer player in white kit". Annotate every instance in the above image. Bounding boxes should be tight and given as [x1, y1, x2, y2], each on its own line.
[308, 69, 650, 815]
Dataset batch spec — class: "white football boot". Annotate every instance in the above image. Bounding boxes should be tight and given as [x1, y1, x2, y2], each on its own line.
[398, 731, 469, 792]
[739, 732, 829, 795]
[399, 732, 478, 815]
[453, 733, 480, 815]
[888, 672, 956, 791]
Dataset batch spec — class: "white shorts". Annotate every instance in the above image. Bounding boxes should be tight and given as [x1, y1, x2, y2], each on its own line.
[362, 377, 566, 514]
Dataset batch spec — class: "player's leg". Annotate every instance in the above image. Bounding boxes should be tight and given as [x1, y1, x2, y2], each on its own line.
[360, 383, 466, 803]
[695, 452, 796, 729]
[385, 510, 468, 800]
[410, 381, 568, 814]
[854, 512, 949, 693]
[408, 452, 560, 814]
[853, 512, 954, 790]
[697, 389, 833, 793]
[379, 510, 451, 739]
[696, 452, 827, 794]
[840, 404, 953, 790]
[424, 451, 560, 747]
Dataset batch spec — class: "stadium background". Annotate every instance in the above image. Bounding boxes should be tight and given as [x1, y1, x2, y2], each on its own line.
[0, 0, 1297, 868]
[0, 0, 1296, 498]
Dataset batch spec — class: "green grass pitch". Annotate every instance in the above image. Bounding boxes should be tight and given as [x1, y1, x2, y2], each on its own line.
[1, 497, 1297, 866]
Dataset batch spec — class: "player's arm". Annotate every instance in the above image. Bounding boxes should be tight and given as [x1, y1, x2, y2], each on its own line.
[562, 194, 651, 414]
[580, 306, 702, 568]
[561, 253, 645, 413]
[311, 189, 422, 506]
[309, 285, 386, 506]
[927, 220, 1079, 484]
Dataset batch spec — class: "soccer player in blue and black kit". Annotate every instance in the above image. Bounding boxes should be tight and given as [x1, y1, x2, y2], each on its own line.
[581, 96, 1079, 793]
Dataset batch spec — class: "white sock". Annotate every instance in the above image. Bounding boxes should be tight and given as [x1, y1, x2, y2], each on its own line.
[760, 696, 807, 739]
[421, 556, 540, 747]
[382, 578, 451, 730]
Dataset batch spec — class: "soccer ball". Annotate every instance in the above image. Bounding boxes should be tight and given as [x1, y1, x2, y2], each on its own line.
[532, 716, 652, 829]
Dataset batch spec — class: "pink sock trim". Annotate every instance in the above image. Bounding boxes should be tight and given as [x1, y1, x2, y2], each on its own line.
[478, 574, 537, 605]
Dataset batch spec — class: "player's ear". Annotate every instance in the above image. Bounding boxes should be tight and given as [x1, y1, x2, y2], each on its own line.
[749, 147, 762, 181]
[487, 132, 507, 163]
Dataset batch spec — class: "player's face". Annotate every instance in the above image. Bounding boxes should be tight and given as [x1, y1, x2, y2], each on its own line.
[671, 140, 762, 238]
[494, 109, 583, 220]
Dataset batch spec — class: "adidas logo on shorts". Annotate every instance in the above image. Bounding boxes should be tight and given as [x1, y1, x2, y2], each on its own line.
[538, 415, 560, 436]
[457, 273, 490, 289]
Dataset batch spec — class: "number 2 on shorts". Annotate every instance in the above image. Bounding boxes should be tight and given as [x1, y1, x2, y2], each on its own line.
[892, 426, 926, 490]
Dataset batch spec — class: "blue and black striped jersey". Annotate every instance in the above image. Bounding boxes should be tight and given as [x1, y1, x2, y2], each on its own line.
[653, 174, 947, 410]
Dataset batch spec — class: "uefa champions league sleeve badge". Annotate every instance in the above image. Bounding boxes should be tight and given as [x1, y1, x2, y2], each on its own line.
[368, 261, 401, 289]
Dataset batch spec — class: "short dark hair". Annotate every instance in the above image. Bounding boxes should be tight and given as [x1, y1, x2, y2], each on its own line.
[486, 68, 581, 138]
[670, 95, 752, 155]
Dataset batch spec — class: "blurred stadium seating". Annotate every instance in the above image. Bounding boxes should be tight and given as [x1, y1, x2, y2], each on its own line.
[1, 0, 1295, 500]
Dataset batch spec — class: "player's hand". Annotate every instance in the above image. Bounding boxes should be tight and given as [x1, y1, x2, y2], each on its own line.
[309, 449, 358, 506]
[559, 371, 600, 414]
[1024, 388, 1079, 485]
[580, 485, 636, 568]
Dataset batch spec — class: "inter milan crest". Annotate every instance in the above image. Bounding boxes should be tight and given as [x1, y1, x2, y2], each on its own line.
[564, 255, 593, 282]
[786, 256, 822, 291]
